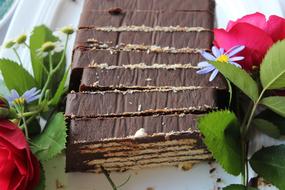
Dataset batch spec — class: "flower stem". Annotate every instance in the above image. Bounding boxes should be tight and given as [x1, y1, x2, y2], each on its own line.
[13, 48, 23, 66]
[39, 53, 54, 103]
[53, 35, 69, 72]
[101, 166, 118, 190]
[21, 116, 29, 139]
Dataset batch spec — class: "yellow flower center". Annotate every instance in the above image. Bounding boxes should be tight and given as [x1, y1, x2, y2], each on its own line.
[216, 54, 229, 63]
[14, 97, 25, 105]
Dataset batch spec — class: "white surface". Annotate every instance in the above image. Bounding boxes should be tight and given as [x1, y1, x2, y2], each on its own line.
[1, 0, 284, 189]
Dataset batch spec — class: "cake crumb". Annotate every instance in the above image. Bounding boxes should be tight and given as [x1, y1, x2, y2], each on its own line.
[138, 104, 142, 111]
[178, 162, 194, 171]
[134, 128, 148, 138]
[146, 188, 155, 190]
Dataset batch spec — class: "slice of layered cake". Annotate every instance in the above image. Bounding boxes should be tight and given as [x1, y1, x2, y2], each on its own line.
[66, 0, 226, 173]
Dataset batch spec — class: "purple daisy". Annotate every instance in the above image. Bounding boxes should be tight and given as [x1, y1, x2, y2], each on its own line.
[197, 45, 245, 81]
[7, 88, 41, 106]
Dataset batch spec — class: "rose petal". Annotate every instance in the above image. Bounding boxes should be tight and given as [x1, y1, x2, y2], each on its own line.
[266, 15, 285, 42]
[226, 12, 267, 31]
[214, 23, 274, 70]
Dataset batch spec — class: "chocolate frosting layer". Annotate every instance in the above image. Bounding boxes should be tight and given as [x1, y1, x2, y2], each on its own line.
[79, 11, 214, 28]
[80, 67, 226, 90]
[69, 114, 200, 143]
[82, 0, 215, 12]
[75, 30, 213, 49]
[65, 89, 220, 117]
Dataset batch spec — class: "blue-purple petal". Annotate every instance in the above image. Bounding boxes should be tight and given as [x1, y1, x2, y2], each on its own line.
[197, 61, 211, 68]
[226, 45, 245, 58]
[229, 61, 242, 68]
[196, 66, 215, 74]
[23, 88, 41, 103]
[209, 69, 219, 81]
[200, 50, 216, 61]
[229, 56, 245, 61]
[212, 46, 221, 58]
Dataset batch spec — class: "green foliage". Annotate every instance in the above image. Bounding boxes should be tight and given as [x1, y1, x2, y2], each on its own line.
[30, 25, 66, 95]
[260, 96, 285, 117]
[256, 110, 285, 136]
[49, 66, 70, 106]
[250, 145, 285, 190]
[31, 112, 67, 161]
[260, 40, 285, 90]
[198, 110, 242, 175]
[223, 184, 258, 190]
[0, 59, 37, 94]
[34, 164, 45, 190]
[252, 118, 280, 138]
[210, 61, 259, 101]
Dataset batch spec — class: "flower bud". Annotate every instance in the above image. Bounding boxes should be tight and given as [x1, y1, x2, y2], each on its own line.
[4, 40, 15, 49]
[0, 96, 9, 109]
[15, 34, 27, 44]
[0, 97, 10, 119]
[41, 41, 55, 52]
[60, 26, 74, 35]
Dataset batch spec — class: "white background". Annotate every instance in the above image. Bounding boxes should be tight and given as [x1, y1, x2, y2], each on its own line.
[1, 0, 284, 189]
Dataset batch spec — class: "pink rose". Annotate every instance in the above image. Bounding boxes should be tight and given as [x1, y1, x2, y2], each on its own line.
[0, 120, 40, 190]
[214, 12, 285, 70]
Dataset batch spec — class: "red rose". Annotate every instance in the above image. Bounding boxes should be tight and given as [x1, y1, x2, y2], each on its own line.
[214, 12, 285, 70]
[0, 120, 40, 190]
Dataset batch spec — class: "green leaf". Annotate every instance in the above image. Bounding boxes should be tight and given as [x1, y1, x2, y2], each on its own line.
[30, 25, 66, 93]
[223, 184, 258, 190]
[260, 40, 285, 90]
[198, 110, 242, 175]
[211, 61, 259, 101]
[34, 164, 45, 190]
[260, 96, 285, 117]
[0, 59, 37, 94]
[256, 110, 285, 135]
[250, 145, 285, 190]
[252, 118, 280, 138]
[49, 66, 70, 106]
[31, 112, 67, 161]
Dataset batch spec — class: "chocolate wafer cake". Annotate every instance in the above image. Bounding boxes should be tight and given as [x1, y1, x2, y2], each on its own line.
[66, 0, 226, 173]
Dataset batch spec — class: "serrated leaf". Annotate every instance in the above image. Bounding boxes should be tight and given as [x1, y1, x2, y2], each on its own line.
[34, 164, 45, 190]
[223, 184, 258, 190]
[0, 59, 37, 94]
[260, 96, 285, 117]
[31, 112, 67, 161]
[256, 110, 285, 135]
[250, 145, 285, 190]
[211, 61, 259, 101]
[260, 40, 285, 90]
[252, 118, 280, 138]
[198, 110, 242, 175]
